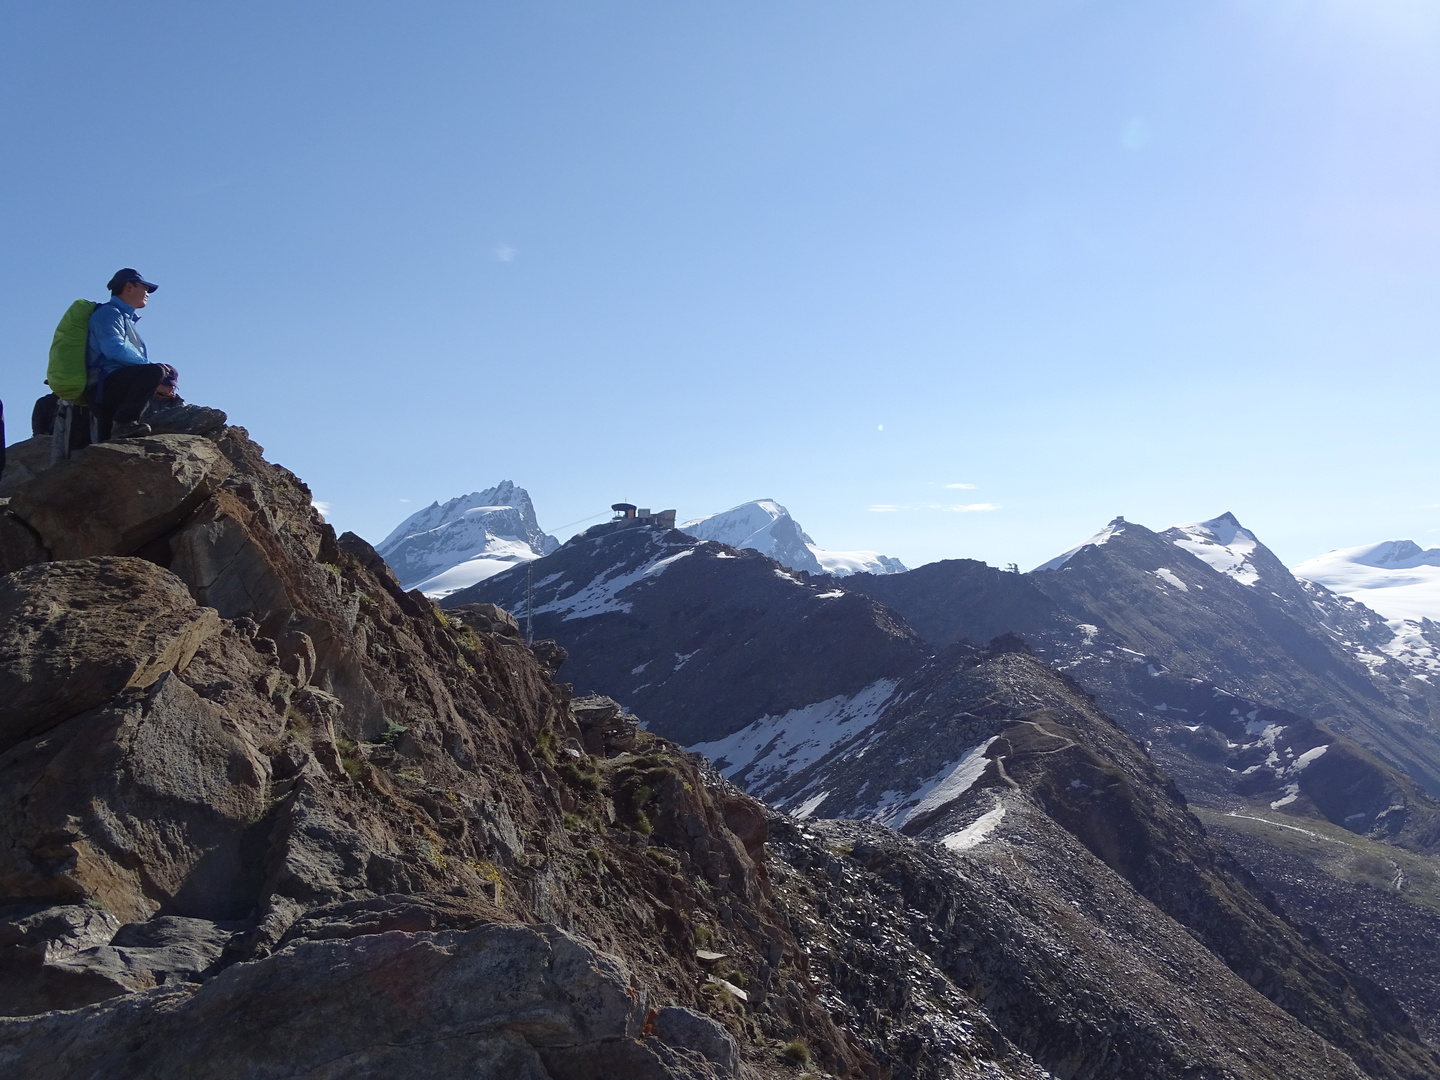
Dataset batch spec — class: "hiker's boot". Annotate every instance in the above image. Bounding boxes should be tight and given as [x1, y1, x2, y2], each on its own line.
[111, 421, 153, 439]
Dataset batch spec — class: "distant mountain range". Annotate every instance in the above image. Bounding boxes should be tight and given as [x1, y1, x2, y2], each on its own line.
[375, 482, 558, 597]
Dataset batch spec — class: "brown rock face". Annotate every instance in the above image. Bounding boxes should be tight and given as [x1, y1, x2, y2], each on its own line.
[0, 508, 44, 575]
[9, 435, 232, 562]
[168, 490, 297, 627]
[0, 558, 221, 751]
[0, 671, 271, 922]
[0, 420, 870, 1078]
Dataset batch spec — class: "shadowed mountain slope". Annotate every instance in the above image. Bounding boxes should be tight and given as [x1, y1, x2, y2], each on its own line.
[448, 520, 1440, 1074]
[444, 523, 925, 747]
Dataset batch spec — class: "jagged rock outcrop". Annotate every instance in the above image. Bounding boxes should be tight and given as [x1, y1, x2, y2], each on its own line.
[9, 435, 231, 562]
[0, 558, 222, 748]
[0, 422, 884, 1078]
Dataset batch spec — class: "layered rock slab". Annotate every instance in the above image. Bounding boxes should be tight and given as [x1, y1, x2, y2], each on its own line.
[0, 558, 221, 750]
[0, 672, 271, 923]
[9, 435, 232, 561]
[0, 924, 737, 1080]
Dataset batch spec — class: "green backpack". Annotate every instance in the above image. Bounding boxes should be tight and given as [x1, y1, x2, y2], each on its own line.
[47, 299, 98, 404]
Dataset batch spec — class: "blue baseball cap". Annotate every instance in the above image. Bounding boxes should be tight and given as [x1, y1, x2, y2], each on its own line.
[107, 268, 158, 294]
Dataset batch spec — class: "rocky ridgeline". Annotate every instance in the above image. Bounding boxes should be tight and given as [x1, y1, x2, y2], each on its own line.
[0, 417, 878, 1079]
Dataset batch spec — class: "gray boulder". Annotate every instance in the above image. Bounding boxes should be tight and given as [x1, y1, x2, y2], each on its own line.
[652, 1006, 740, 1076]
[168, 491, 296, 625]
[0, 904, 222, 1016]
[0, 911, 237, 1017]
[0, 924, 726, 1080]
[0, 437, 53, 498]
[0, 499, 45, 575]
[0, 903, 121, 956]
[145, 402, 228, 437]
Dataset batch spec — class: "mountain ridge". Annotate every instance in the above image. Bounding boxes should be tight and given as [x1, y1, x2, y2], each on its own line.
[6, 422, 1440, 1075]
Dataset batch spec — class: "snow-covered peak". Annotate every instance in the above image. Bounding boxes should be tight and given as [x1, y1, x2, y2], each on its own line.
[679, 499, 906, 578]
[1032, 517, 1128, 573]
[377, 482, 531, 549]
[1164, 512, 1262, 587]
[1312, 539, 1440, 572]
[376, 482, 559, 597]
[1294, 540, 1440, 623]
[680, 499, 809, 557]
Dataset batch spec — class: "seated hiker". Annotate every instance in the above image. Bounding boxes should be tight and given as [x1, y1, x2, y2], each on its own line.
[86, 268, 180, 441]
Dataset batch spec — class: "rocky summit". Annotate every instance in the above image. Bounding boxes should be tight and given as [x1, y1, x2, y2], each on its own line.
[4, 420, 1440, 1079]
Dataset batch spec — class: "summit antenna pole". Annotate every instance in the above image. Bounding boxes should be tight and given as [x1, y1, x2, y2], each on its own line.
[526, 562, 534, 646]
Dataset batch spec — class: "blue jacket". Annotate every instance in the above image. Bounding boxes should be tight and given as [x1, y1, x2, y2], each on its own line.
[86, 297, 149, 387]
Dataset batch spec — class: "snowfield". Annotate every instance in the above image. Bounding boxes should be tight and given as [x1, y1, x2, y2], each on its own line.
[1033, 517, 1127, 572]
[1294, 540, 1440, 623]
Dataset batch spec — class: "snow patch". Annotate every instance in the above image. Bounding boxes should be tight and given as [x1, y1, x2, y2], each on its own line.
[791, 792, 831, 820]
[872, 739, 998, 829]
[1034, 518, 1127, 573]
[942, 805, 1007, 851]
[1152, 567, 1190, 592]
[1378, 618, 1440, 677]
[1293, 744, 1329, 770]
[688, 681, 900, 799]
[531, 545, 693, 621]
[1271, 784, 1301, 809]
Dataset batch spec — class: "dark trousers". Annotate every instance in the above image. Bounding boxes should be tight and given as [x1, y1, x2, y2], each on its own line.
[95, 363, 165, 440]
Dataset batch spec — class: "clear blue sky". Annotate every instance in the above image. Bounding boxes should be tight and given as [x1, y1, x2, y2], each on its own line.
[4, 1, 1437, 571]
